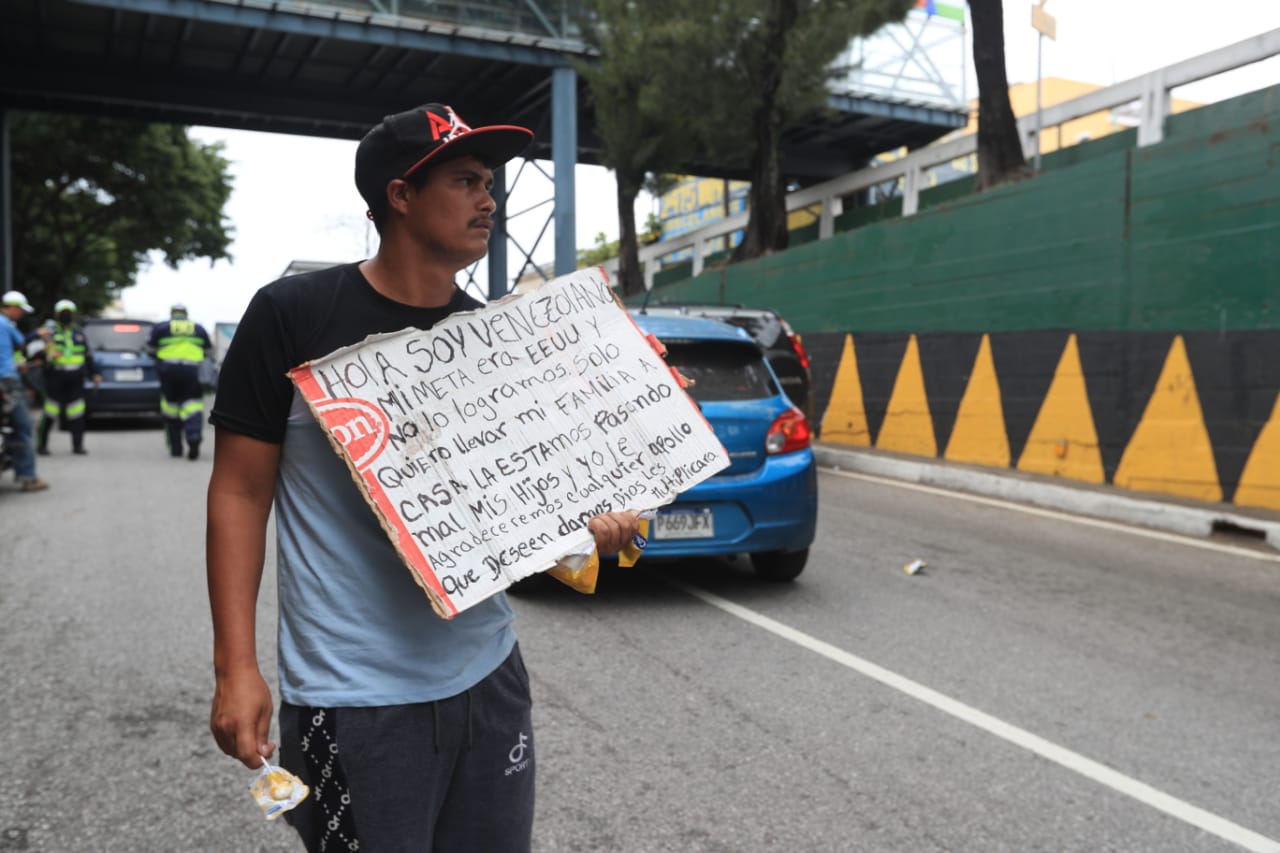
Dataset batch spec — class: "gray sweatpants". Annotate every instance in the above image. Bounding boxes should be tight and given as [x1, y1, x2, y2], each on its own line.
[279, 644, 535, 852]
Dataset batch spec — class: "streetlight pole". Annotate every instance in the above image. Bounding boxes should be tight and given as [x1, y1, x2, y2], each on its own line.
[1035, 30, 1043, 170]
[1031, 0, 1057, 171]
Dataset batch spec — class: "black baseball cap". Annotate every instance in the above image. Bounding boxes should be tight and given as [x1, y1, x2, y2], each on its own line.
[355, 103, 533, 218]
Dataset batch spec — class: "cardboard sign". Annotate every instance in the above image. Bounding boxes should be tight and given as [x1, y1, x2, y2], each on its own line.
[288, 268, 729, 619]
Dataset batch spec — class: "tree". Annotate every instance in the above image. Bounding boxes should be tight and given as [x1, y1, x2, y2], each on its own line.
[584, 1, 917, 268]
[577, 4, 704, 296]
[684, 0, 915, 261]
[968, 0, 1032, 189]
[577, 214, 663, 270]
[11, 112, 234, 317]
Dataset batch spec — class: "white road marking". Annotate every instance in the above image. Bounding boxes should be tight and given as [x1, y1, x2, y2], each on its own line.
[823, 469, 1280, 563]
[668, 580, 1280, 853]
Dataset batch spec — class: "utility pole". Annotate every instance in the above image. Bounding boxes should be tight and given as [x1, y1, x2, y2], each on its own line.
[1031, 0, 1057, 171]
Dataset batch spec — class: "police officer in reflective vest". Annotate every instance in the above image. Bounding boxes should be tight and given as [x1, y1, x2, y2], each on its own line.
[38, 298, 100, 456]
[148, 302, 212, 460]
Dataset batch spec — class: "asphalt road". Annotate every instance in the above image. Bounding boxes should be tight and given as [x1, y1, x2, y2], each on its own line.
[2, 424, 1277, 853]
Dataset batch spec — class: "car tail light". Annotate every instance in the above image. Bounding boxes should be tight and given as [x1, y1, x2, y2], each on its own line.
[778, 317, 811, 370]
[765, 407, 811, 455]
[790, 334, 811, 370]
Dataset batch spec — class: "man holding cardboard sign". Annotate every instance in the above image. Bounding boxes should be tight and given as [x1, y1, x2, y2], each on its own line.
[206, 103, 643, 852]
[288, 266, 729, 618]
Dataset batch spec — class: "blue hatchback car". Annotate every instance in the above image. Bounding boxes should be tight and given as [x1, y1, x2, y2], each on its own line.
[82, 318, 162, 421]
[629, 311, 818, 581]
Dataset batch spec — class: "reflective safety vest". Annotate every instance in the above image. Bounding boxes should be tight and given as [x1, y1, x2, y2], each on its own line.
[155, 319, 208, 364]
[50, 327, 87, 370]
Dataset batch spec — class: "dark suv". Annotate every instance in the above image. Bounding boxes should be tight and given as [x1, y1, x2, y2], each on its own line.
[82, 318, 162, 420]
[632, 303, 813, 416]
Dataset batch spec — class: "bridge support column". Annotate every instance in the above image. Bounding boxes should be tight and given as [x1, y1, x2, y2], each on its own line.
[488, 166, 508, 300]
[1, 110, 10, 294]
[552, 65, 577, 276]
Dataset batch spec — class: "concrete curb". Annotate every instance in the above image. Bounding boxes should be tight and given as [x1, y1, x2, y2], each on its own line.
[813, 444, 1280, 552]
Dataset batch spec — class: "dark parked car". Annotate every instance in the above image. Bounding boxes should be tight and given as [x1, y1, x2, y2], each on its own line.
[628, 311, 818, 581]
[82, 318, 162, 420]
[633, 303, 813, 417]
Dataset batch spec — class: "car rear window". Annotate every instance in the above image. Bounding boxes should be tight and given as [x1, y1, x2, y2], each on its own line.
[718, 315, 783, 349]
[661, 340, 779, 402]
[643, 306, 787, 351]
[84, 321, 153, 352]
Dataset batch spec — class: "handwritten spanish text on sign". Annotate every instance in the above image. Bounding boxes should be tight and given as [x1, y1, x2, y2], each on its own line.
[288, 268, 729, 619]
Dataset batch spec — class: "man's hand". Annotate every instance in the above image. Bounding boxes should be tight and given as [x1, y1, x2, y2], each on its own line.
[210, 666, 276, 769]
[586, 510, 641, 555]
[207, 430, 281, 769]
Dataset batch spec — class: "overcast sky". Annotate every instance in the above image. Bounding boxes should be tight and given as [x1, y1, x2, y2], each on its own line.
[121, 1, 1280, 330]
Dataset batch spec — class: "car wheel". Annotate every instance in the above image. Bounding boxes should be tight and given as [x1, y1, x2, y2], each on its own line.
[751, 548, 808, 582]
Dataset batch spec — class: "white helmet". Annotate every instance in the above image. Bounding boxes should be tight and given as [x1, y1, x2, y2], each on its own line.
[2, 290, 34, 313]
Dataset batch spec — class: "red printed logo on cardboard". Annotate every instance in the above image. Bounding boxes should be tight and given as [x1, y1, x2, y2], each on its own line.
[314, 398, 390, 471]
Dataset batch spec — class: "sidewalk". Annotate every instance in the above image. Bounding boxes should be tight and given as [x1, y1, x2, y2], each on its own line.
[812, 442, 1280, 553]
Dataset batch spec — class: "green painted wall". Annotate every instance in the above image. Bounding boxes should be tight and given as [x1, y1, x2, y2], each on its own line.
[630, 85, 1280, 511]
[638, 85, 1279, 334]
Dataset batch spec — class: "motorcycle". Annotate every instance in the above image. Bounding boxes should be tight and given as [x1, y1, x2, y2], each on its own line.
[0, 380, 15, 475]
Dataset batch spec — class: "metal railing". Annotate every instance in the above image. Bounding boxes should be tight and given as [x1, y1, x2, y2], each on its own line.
[614, 27, 1280, 290]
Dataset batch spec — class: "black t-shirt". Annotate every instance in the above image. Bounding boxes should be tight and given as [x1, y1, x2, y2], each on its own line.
[211, 262, 484, 443]
[209, 262, 516, 703]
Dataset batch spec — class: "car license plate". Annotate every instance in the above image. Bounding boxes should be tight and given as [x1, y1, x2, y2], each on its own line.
[115, 368, 143, 382]
[653, 508, 714, 539]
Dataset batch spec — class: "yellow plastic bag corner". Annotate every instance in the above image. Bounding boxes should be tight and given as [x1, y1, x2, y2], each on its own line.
[618, 516, 650, 568]
[545, 517, 650, 594]
[548, 550, 600, 594]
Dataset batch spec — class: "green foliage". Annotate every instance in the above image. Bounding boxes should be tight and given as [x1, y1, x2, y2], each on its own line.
[577, 4, 705, 191]
[581, 0, 915, 265]
[10, 112, 234, 317]
[710, 0, 917, 257]
[644, 173, 682, 201]
[694, 0, 914, 163]
[642, 212, 665, 244]
[577, 232, 620, 268]
[577, 1, 707, 293]
[576, 214, 662, 269]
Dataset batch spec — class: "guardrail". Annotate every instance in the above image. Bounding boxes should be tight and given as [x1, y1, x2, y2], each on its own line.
[608, 27, 1280, 290]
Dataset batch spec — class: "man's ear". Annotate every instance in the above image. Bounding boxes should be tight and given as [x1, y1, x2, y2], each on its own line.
[386, 178, 413, 216]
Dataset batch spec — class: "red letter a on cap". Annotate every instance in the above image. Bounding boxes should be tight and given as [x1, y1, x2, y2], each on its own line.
[427, 111, 453, 141]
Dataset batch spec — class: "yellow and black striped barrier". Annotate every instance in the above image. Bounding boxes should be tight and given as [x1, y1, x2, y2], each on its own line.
[811, 330, 1279, 512]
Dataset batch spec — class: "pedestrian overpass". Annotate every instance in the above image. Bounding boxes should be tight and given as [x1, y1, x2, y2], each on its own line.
[0, 0, 967, 297]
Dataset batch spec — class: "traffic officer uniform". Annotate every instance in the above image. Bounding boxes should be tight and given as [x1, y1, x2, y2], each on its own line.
[23, 320, 58, 410]
[38, 299, 98, 456]
[148, 303, 212, 459]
